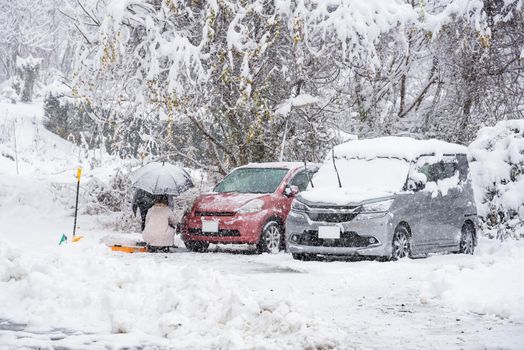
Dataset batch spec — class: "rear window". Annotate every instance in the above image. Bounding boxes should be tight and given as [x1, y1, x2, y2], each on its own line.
[214, 168, 288, 194]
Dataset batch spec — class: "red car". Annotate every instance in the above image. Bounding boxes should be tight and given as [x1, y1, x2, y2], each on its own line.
[181, 162, 318, 253]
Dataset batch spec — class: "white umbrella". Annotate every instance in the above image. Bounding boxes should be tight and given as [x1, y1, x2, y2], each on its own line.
[131, 162, 194, 195]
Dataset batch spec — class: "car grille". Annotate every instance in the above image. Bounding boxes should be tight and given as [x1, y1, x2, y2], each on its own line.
[188, 228, 240, 237]
[195, 211, 236, 217]
[307, 212, 358, 223]
[297, 230, 373, 248]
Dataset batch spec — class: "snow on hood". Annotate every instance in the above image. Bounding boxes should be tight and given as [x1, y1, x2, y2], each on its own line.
[298, 187, 394, 206]
[195, 192, 267, 212]
[331, 136, 467, 161]
[309, 157, 410, 199]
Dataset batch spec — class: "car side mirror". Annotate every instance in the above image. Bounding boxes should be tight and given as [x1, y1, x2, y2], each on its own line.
[284, 185, 300, 197]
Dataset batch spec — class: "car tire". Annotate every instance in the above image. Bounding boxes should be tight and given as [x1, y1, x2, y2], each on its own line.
[459, 224, 475, 255]
[257, 221, 282, 254]
[184, 240, 209, 253]
[392, 226, 412, 260]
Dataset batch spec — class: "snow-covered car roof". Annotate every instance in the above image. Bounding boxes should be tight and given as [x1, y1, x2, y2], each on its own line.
[237, 162, 311, 170]
[332, 136, 467, 161]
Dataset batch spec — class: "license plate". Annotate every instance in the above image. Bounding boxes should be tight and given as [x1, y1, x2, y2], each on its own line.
[202, 219, 219, 233]
[318, 226, 340, 239]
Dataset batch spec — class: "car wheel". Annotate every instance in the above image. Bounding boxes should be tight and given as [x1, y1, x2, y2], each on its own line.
[459, 225, 475, 255]
[392, 226, 411, 260]
[257, 221, 282, 254]
[184, 241, 209, 253]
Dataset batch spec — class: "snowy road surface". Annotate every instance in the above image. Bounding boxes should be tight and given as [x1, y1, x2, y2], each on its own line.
[1, 219, 523, 349]
[0, 102, 523, 349]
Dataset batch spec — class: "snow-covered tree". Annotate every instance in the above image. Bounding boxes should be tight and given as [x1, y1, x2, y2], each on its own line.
[417, 0, 524, 143]
[42, 0, 521, 174]
[0, 0, 70, 82]
[70, 0, 423, 172]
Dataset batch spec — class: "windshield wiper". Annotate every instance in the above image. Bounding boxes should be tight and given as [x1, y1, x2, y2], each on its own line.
[332, 147, 342, 188]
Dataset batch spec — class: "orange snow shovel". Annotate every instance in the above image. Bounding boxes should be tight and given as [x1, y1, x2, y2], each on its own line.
[72, 167, 84, 243]
[110, 244, 148, 253]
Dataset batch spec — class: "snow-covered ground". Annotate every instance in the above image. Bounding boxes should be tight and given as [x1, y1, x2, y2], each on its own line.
[1, 103, 523, 349]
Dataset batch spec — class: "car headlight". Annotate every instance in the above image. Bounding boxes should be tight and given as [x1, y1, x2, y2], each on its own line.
[291, 199, 309, 212]
[361, 199, 393, 213]
[237, 199, 264, 214]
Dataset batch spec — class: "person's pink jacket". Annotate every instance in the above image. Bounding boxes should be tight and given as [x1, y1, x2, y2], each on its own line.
[143, 203, 177, 247]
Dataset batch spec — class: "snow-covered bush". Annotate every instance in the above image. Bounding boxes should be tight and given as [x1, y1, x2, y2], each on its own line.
[0, 86, 18, 103]
[83, 170, 132, 215]
[16, 55, 42, 102]
[82, 169, 148, 231]
[469, 120, 524, 239]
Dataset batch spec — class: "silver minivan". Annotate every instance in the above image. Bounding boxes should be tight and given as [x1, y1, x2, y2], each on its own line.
[286, 137, 478, 260]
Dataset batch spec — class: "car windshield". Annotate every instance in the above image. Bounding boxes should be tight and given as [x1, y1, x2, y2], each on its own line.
[214, 168, 288, 194]
[312, 158, 410, 192]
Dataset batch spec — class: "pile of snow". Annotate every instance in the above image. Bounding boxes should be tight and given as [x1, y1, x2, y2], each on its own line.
[469, 120, 524, 238]
[419, 238, 524, 322]
[0, 174, 72, 220]
[0, 239, 338, 349]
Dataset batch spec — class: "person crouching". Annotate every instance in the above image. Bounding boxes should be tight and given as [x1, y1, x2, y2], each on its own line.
[142, 195, 177, 252]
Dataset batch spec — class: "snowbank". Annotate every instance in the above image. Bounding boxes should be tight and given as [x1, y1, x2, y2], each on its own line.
[419, 238, 524, 322]
[0, 239, 337, 349]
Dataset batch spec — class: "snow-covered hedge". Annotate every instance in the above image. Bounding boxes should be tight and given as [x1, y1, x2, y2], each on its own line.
[84, 170, 132, 214]
[469, 120, 524, 239]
